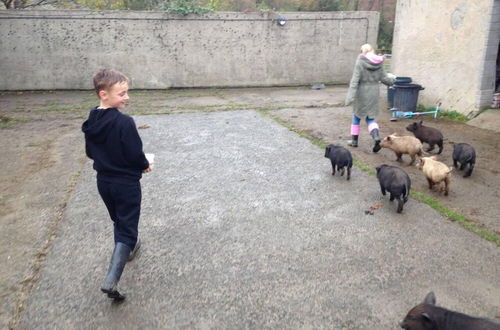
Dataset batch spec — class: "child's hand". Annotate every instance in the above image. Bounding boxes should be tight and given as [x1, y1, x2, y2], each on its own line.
[143, 162, 154, 173]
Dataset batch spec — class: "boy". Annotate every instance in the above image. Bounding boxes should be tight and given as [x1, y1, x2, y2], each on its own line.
[82, 68, 153, 301]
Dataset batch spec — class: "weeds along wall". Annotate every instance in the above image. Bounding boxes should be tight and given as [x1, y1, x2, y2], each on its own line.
[0, 10, 379, 90]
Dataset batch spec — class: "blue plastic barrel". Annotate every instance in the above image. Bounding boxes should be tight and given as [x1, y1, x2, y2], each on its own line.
[388, 77, 412, 109]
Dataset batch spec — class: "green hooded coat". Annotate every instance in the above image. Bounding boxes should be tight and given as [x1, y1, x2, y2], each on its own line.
[345, 54, 395, 119]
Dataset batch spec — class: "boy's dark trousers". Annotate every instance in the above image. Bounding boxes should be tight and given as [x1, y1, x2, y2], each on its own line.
[97, 179, 141, 300]
[97, 180, 141, 250]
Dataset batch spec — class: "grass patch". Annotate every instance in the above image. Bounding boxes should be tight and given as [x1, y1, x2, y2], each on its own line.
[258, 110, 327, 149]
[127, 100, 335, 116]
[259, 109, 500, 247]
[43, 104, 92, 112]
[410, 190, 500, 246]
[130, 102, 335, 115]
[0, 115, 30, 128]
[129, 88, 222, 99]
[353, 159, 376, 176]
[130, 103, 253, 115]
[438, 110, 468, 123]
[416, 104, 468, 123]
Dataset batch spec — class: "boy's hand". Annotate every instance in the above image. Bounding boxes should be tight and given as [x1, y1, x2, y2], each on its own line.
[143, 162, 154, 173]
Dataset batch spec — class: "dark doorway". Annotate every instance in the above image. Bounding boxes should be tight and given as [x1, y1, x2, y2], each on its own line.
[496, 42, 500, 92]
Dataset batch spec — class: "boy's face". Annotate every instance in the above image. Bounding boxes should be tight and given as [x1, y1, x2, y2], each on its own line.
[99, 81, 129, 109]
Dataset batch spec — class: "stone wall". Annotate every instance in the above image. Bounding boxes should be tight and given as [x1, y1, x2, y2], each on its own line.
[0, 10, 379, 90]
[391, 0, 498, 114]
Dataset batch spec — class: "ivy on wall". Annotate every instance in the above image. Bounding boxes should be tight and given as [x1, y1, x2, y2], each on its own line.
[160, 0, 212, 14]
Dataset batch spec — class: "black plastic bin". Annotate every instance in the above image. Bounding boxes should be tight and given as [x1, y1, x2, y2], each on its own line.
[392, 83, 424, 112]
[387, 77, 412, 108]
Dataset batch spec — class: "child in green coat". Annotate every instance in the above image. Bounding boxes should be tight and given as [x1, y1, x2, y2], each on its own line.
[345, 44, 395, 152]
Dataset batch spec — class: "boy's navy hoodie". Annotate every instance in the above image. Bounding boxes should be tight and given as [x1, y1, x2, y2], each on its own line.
[82, 107, 149, 184]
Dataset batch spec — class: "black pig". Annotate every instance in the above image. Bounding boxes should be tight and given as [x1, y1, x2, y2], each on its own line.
[453, 143, 476, 177]
[406, 121, 444, 154]
[376, 164, 411, 213]
[400, 292, 500, 330]
[324, 144, 352, 180]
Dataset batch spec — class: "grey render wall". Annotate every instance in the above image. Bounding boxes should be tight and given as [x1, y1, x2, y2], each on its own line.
[476, 0, 500, 110]
[0, 10, 379, 90]
[391, 0, 497, 114]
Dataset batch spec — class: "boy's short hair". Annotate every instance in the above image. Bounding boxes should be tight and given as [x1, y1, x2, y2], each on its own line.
[93, 68, 129, 95]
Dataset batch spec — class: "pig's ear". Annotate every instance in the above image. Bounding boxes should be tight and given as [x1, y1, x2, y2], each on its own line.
[430, 156, 437, 161]
[423, 292, 436, 305]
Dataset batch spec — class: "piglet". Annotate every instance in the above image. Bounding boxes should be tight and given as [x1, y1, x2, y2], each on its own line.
[406, 121, 444, 154]
[376, 164, 411, 213]
[418, 156, 452, 196]
[400, 292, 500, 330]
[453, 143, 476, 177]
[324, 144, 353, 180]
[380, 134, 423, 165]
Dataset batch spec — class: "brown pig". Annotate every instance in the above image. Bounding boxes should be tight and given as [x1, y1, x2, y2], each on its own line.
[418, 156, 453, 196]
[380, 134, 424, 165]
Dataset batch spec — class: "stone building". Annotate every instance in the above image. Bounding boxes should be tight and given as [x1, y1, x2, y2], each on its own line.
[391, 0, 499, 115]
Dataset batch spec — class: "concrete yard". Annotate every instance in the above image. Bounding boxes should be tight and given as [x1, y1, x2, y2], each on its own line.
[17, 110, 499, 329]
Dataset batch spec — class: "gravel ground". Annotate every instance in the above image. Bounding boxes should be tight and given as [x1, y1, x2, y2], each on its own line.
[18, 111, 499, 329]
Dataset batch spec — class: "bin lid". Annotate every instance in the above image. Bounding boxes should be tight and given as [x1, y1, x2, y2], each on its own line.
[395, 77, 412, 83]
[393, 83, 424, 89]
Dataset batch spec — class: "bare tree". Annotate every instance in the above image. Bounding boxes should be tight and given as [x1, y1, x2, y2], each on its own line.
[2, 0, 61, 8]
[2, 0, 23, 9]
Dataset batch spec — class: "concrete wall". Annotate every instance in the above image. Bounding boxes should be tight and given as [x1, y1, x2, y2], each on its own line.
[392, 0, 498, 114]
[0, 10, 379, 90]
[477, 0, 500, 110]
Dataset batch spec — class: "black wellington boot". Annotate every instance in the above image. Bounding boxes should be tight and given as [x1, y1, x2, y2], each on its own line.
[370, 129, 381, 153]
[101, 242, 131, 301]
[128, 237, 141, 262]
[347, 135, 359, 147]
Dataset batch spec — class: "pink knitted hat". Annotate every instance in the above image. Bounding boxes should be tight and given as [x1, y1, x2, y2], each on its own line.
[364, 52, 384, 64]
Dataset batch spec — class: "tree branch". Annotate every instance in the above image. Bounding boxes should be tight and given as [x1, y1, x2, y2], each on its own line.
[2, 0, 13, 9]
